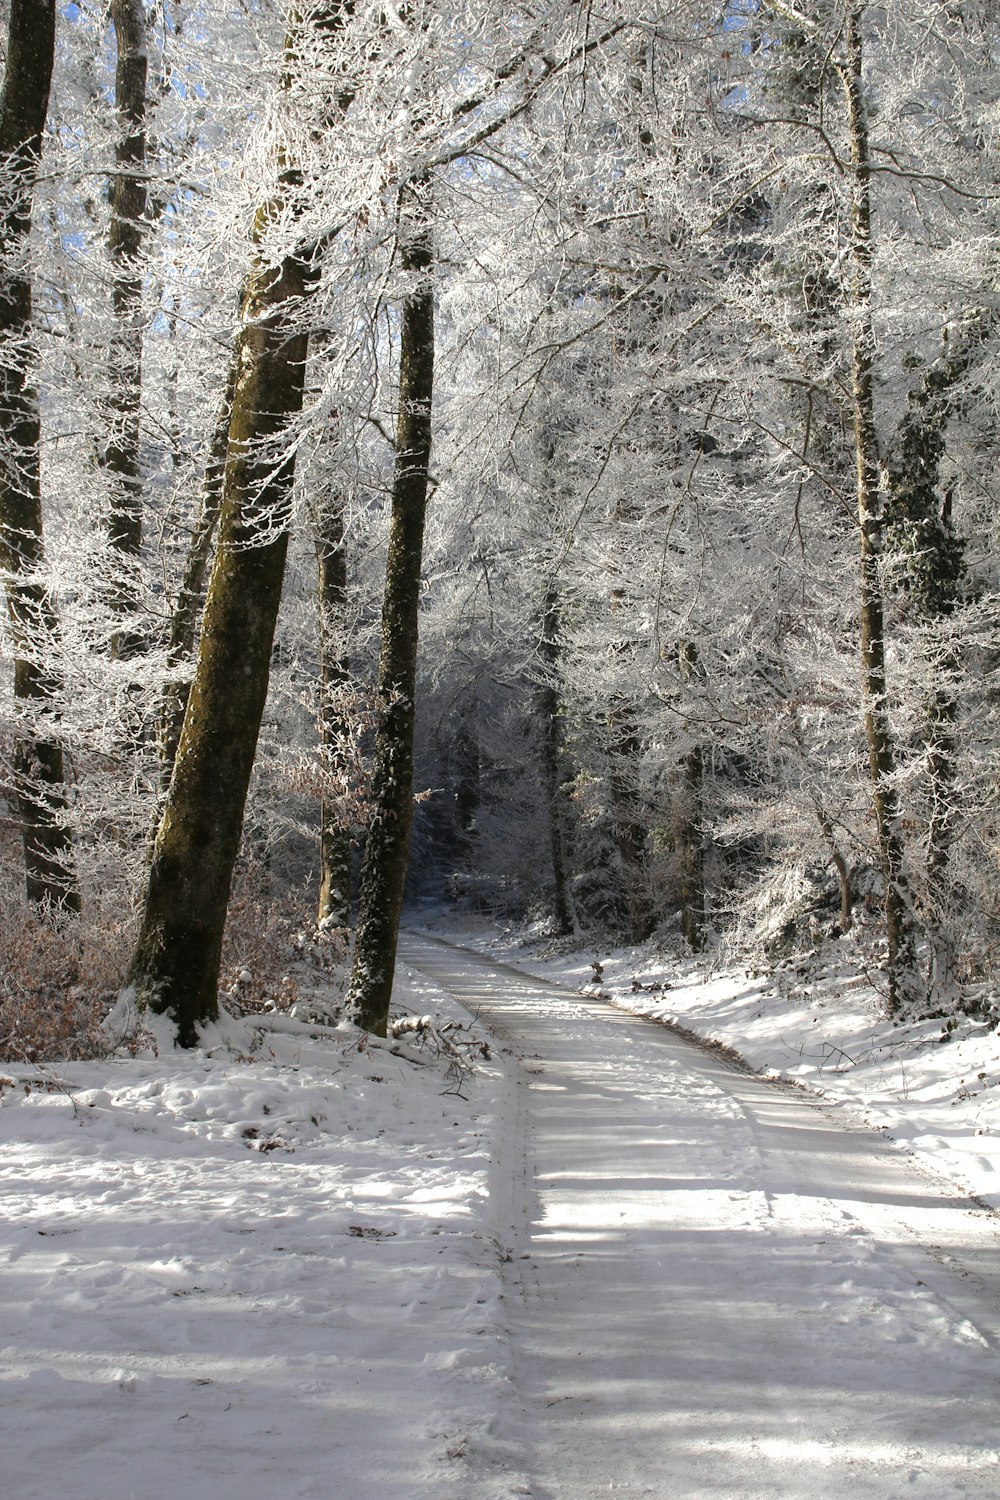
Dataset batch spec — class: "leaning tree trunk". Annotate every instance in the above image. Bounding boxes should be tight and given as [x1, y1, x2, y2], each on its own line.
[126, 249, 316, 1045]
[838, 2, 918, 1014]
[348, 174, 435, 1035]
[0, 0, 79, 915]
[126, 2, 359, 1045]
[102, 0, 149, 658]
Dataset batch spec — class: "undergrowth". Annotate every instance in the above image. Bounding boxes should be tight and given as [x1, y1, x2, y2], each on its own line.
[0, 907, 127, 1063]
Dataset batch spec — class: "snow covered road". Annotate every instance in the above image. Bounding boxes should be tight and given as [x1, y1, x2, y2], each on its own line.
[399, 932, 1000, 1500]
[3, 931, 1000, 1500]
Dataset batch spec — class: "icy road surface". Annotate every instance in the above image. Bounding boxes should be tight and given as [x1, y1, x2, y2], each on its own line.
[399, 932, 1000, 1500]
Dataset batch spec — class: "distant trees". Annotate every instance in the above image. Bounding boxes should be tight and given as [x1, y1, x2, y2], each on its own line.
[415, 0, 998, 998]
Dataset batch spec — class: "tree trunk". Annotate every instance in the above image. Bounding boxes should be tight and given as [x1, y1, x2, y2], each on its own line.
[676, 745, 705, 950]
[838, 2, 918, 1013]
[539, 584, 575, 936]
[126, 3, 357, 1044]
[815, 802, 853, 935]
[127, 251, 315, 1044]
[0, 0, 79, 915]
[158, 362, 235, 783]
[316, 491, 353, 929]
[886, 324, 981, 921]
[348, 174, 435, 1035]
[102, 0, 149, 658]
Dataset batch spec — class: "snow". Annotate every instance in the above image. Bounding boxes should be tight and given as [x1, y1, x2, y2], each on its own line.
[448, 921, 1000, 1212]
[3, 917, 1000, 1498]
[0, 976, 528, 1500]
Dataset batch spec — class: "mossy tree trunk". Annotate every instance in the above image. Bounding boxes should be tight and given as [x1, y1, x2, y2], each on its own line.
[348, 174, 435, 1035]
[102, 0, 149, 658]
[127, 4, 357, 1045]
[127, 249, 317, 1044]
[0, 0, 79, 915]
[838, 2, 919, 1014]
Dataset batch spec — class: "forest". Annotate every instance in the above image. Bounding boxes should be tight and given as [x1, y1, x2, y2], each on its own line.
[0, 0, 997, 1052]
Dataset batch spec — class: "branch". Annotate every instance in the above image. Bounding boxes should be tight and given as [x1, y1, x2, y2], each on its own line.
[426, 20, 631, 173]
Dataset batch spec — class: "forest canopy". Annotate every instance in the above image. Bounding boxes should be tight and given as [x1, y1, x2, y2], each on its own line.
[0, 0, 997, 1049]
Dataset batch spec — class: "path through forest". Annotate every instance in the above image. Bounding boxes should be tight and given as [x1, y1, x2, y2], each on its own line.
[399, 932, 1000, 1500]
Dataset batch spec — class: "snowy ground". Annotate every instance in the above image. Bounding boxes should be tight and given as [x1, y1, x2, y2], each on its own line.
[2, 915, 1000, 1498]
[0, 968, 530, 1500]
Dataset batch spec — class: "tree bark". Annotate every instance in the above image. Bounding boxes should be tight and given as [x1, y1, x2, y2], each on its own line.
[102, 0, 149, 658]
[816, 802, 853, 936]
[0, 0, 79, 915]
[348, 174, 435, 1035]
[838, 2, 918, 1013]
[127, 250, 316, 1045]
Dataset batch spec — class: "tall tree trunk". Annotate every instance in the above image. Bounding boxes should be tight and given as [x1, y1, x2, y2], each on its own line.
[539, 583, 575, 936]
[127, 251, 316, 1045]
[348, 173, 435, 1035]
[102, 0, 149, 658]
[838, 2, 918, 1013]
[315, 490, 352, 928]
[157, 362, 235, 784]
[0, 0, 79, 915]
[127, 4, 355, 1044]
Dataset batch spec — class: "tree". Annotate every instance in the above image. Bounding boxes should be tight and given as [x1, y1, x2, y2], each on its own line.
[127, 1, 359, 1044]
[0, 0, 79, 915]
[835, 0, 920, 1011]
[314, 474, 353, 929]
[348, 169, 436, 1035]
[101, 0, 150, 657]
